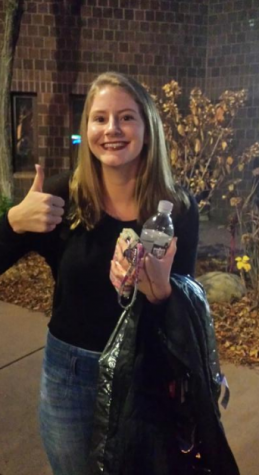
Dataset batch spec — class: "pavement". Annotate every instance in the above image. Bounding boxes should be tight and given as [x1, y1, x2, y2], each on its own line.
[0, 302, 51, 475]
[0, 221, 258, 475]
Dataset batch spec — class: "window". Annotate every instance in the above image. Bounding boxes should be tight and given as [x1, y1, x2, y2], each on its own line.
[69, 94, 85, 169]
[11, 93, 38, 172]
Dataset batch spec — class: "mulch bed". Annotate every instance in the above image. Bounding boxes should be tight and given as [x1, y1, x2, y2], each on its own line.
[196, 257, 259, 366]
[0, 252, 259, 366]
[0, 253, 54, 318]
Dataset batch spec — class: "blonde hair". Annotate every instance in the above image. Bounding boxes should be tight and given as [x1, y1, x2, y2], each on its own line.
[69, 71, 189, 229]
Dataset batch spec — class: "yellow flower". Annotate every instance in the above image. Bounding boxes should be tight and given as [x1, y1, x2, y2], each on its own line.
[235, 255, 251, 272]
[243, 255, 250, 262]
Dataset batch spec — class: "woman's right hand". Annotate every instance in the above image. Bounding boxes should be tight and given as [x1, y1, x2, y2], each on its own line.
[8, 164, 65, 234]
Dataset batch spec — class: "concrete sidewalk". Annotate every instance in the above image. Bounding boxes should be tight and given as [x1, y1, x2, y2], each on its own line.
[0, 300, 259, 475]
[0, 301, 51, 475]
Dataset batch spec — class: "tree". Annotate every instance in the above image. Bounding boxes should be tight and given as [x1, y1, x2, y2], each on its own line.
[0, 0, 24, 198]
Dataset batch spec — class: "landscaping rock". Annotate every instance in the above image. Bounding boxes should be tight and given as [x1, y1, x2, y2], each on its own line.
[197, 271, 246, 303]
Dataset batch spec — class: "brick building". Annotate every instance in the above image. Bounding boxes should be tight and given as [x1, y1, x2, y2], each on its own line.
[0, 0, 259, 218]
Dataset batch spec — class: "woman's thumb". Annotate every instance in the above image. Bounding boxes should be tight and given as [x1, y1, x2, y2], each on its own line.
[30, 164, 44, 192]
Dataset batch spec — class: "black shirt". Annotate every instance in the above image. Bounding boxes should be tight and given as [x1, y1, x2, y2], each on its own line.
[0, 178, 199, 352]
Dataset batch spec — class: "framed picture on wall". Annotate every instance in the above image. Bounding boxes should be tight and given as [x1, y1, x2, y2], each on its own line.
[11, 93, 38, 172]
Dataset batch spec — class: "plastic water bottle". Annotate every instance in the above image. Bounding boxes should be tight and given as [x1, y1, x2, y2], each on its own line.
[140, 200, 174, 259]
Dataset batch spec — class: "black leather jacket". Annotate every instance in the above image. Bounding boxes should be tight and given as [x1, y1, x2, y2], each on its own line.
[87, 274, 240, 475]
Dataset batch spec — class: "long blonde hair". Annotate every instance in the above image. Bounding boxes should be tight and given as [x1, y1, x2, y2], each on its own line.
[69, 71, 189, 229]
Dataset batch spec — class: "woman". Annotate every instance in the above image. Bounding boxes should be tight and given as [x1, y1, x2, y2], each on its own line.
[0, 72, 238, 474]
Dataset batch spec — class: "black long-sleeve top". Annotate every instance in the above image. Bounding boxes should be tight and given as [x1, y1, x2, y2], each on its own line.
[0, 175, 199, 351]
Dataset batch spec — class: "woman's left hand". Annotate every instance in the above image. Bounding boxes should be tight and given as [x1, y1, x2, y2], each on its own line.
[110, 236, 177, 304]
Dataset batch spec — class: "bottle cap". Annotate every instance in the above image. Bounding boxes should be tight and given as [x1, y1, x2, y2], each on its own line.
[158, 200, 173, 214]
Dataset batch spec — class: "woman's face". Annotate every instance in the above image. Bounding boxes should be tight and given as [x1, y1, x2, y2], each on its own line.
[87, 86, 146, 173]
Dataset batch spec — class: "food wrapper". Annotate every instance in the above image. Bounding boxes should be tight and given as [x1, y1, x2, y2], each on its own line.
[110, 228, 141, 298]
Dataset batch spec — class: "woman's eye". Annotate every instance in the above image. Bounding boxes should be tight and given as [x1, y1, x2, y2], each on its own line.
[93, 116, 105, 123]
[122, 115, 134, 121]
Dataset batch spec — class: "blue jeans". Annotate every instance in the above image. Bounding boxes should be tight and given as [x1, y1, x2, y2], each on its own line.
[39, 331, 101, 475]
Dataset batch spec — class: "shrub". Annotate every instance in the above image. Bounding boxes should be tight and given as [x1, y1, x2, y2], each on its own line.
[148, 81, 257, 212]
[149, 80, 259, 302]
[0, 195, 13, 218]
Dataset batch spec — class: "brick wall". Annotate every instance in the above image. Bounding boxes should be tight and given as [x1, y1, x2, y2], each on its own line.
[206, 0, 259, 220]
[0, 0, 208, 200]
[2, 0, 259, 212]
[5, 0, 259, 213]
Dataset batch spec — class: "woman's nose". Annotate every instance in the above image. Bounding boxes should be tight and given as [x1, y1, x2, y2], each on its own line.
[105, 116, 122, 135]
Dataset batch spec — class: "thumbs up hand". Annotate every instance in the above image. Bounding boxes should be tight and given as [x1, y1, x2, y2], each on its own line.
[30, 163, 45, 193]
[8, 164, 65, 234]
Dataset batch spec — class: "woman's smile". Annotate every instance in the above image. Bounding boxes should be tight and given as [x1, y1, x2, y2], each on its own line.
[101, 141, 129, 151]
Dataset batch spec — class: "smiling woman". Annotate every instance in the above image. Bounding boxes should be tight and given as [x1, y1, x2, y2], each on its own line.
[87, 86, 146, 173]
[69, 72, 186, 230]
[0, 71, 239, 475]
[85, 86, 147, 220]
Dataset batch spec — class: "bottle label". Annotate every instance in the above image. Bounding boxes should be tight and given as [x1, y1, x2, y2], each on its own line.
[140, 229, 172, 259]
[152, 243, 169, 259]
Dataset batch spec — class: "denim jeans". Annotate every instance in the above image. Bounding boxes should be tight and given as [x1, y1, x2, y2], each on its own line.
[39, 331, 101, 475]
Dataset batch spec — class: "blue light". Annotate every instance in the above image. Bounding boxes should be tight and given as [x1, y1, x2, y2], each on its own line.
[71, 134, 81, 144]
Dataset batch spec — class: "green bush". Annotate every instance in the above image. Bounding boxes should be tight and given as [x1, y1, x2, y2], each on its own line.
[0, 195, 13, 218]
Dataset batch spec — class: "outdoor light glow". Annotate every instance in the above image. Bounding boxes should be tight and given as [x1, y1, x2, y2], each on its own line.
[71, 134, 81, 144]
